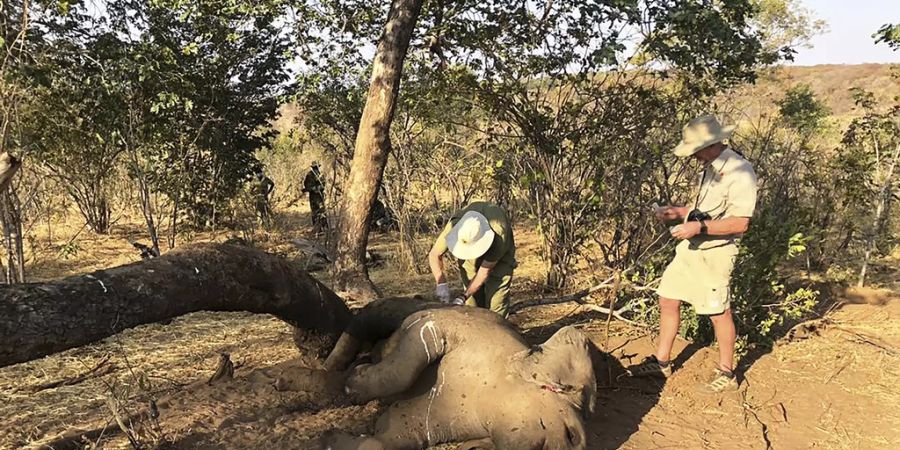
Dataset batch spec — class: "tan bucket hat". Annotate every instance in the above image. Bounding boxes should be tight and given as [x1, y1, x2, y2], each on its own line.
[446, 211, 495, 260]
[672, 115, 735, 157]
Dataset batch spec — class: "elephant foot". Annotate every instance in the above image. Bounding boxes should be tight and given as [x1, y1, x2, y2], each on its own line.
[320, 430, 386, 450]
[457, 437, 495, 450]
[273, 367, 346, 396]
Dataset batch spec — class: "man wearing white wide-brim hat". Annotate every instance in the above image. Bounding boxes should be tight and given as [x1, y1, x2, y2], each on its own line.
[627, 114, 758, 394]
[428, 202, 516, 317]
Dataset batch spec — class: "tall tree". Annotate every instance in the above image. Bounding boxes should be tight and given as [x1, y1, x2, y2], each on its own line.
[839, 90, 899, 287]
[21, 0, 295, 244]
[332, 0, 424, 300]
[842, 25, 900, 287]
[0, 0, 42, 282]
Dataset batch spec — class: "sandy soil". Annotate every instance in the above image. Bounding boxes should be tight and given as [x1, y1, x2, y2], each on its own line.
[1, 208, 899, 449]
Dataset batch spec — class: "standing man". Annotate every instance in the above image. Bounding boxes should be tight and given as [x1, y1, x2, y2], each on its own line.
[302, 162, 326, 233]
[428, 201, 516, 318]
[252, 168, 275, 225]
[627, 115, 758, 393]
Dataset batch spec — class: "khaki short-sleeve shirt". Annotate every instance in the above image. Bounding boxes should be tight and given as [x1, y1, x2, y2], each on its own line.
[658, 147, 757, 313]
[689, 147, 758, 248]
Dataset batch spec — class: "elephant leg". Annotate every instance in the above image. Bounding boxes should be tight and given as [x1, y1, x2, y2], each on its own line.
[456, 438, 495, 450]
[321, 430, 387, 450]
[325, 332, 363, 371]
[366, 324, 405, 364]
[347, 313, 447, 402]
[273, 367, 346, 395]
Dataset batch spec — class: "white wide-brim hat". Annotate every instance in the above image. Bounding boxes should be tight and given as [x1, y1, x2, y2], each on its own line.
[446, 211, 495, 260]
[672, 114, 735, 157]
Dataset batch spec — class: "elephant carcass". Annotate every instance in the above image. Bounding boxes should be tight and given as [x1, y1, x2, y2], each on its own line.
[322, 299, 596, 450]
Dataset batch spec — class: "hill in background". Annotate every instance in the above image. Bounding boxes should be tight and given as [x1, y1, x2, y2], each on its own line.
[730, 63, 899, 121]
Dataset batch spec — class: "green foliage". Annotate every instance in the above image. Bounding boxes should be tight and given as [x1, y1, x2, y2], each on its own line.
[730, 207, 815, 342]
[293, 69, 367, 165]
[448, 1, 782, 287]
[14, 0, 296, 233]
[130, 1, 294, 226]
[874, 23, 900, 51]
[641, 0, 777, 91]
[835, 86, 900, 285]
[751, 0, 827, 58]
[787, 232, 811, 258]
[758, 287, 818, 337]
[778, 84, 830, 136]
[835, 89, 898, 212]
[58, 241, 81, 260]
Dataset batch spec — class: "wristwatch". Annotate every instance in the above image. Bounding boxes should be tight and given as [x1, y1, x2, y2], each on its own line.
[699, 219, 708, 235]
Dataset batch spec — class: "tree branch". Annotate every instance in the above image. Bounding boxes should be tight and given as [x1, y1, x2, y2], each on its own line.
[510, 270, 656, 327]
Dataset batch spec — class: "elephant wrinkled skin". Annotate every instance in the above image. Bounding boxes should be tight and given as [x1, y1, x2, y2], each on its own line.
[322, 299, 596, 450]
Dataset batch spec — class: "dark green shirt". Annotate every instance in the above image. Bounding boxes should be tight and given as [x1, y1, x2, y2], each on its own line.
[432, 202, 516, 273]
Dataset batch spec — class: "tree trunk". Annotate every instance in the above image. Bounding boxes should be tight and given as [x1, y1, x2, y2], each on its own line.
[1, 189, 24, 283]
[10, 188, 24, 282]
[0, 153, 23, 283]
[858, 144, 899, 287]
[0, 243, 353, 368]
[332, 0, 425, 301]
[168, 197, 178, 249]
[137, 175, 160, 255]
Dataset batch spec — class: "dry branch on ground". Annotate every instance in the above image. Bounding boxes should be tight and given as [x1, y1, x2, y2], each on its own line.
[0, 243, 352, 368]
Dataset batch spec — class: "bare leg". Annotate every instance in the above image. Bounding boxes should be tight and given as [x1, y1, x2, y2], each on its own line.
[655, 297, 681, 362]
[709, 308, 736, 371]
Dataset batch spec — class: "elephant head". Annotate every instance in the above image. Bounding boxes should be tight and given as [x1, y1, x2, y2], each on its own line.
[509, 326, 597, 418]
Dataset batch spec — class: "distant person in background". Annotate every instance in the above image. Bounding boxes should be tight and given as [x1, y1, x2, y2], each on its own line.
[370, 197, 396, 232]
[428, 201, 516, 318]
[302, 162, 326, 233]
[252, 168, 275, 225]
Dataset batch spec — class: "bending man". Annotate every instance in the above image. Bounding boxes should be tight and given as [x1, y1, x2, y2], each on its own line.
[428, 201, 516, 317]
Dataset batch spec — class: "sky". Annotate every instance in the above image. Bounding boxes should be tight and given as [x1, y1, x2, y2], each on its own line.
[790, 0, 900, 66]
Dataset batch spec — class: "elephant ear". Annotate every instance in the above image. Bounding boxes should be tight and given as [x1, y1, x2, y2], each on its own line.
[510, 326, 597, 417]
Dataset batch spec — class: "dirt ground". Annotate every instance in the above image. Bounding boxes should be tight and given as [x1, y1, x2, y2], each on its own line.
[1, 207, 899, 450]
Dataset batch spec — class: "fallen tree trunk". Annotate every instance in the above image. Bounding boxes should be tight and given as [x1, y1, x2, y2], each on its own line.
[0, 243, 352, 368]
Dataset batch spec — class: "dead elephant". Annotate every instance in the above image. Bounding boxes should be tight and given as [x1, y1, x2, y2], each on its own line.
[321, 299, 596, 450]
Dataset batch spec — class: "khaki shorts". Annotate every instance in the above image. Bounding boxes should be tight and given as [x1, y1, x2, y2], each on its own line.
[656, 240, 739, 315]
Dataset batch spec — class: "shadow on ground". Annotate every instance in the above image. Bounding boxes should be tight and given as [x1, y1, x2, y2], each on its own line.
[520, 310, 703, 449]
